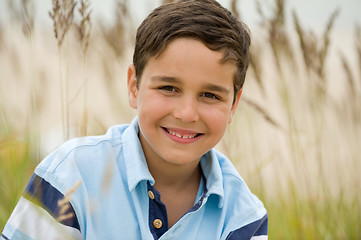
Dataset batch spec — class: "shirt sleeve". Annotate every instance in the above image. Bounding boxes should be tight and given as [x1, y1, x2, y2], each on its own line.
[1, 174, 82, 240]
[225, 214, 268, 240]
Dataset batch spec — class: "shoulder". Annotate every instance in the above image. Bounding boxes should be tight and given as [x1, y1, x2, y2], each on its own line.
[35, 124, 129, 192]
[213, 150, 257, 195]
[4, 124, 133, 239]
[213, 150, 250, 193]
[205, 149, 265, 212]
[40, 124, 128, 170]
[211, 149, 268, 238]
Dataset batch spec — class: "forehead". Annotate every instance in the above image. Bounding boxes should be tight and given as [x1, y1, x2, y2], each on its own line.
[156, 37, 229, 63]
[141, 38, 236, 88]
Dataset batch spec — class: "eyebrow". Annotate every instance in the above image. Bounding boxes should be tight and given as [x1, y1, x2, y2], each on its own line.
[202, 83, 231, 94]
[151, 76, 181, 84]
[151, 75, 231, 94]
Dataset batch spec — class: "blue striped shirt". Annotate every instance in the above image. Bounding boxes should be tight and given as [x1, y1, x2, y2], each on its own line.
[1, 117, 268, 239]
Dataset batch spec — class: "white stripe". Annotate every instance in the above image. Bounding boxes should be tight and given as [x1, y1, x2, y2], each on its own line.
[251, 235, 268, 240]
[6, 196, 82, 240]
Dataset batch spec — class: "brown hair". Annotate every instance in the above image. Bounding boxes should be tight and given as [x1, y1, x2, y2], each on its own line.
[133, 0, 251, 101]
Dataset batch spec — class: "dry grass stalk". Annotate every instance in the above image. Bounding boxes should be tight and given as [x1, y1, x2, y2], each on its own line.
[355, 25, 361, 82]
[21, 0, 35, 37]
[249, 45, 266, 96]
[242, 96, 283, 131]
[339, 52, 356, 99]
[77, 0, 92, 136]
[3, 0, 35, 37]
[319, 9, 339, 75]
[292, 12, 313, 72]
[49, 0, 77, 140]
[101, 161, 115, 196]
[56, 180, 81, 222]
[292, 8, 339, 96]
[230, 0, 241, 19]
[0, 23, 2, 48]
[49, 0, 77, 47]
[101, 0, 131, 58]
[256, 0, 294, 71]
[78, 0, 91, 56]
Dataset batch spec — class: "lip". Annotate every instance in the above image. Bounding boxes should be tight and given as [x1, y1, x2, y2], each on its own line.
[161, 127, 203, 144]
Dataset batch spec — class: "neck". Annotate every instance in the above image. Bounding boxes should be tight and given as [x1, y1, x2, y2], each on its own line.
[148, 157, 202, 190]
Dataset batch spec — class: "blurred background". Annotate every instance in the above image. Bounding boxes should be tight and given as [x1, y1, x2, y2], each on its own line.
[0, 0, 360, 238]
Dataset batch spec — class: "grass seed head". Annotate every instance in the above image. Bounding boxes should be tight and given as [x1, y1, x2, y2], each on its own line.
[49, 0, 77, 47]
[78, 0, 92, 55]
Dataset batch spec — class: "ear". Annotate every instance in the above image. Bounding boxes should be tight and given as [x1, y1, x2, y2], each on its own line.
[127, 64, 138, 109]
[228, 88, 243, 124]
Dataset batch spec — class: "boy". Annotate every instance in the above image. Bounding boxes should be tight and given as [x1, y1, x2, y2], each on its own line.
[1, 0, 268, 239]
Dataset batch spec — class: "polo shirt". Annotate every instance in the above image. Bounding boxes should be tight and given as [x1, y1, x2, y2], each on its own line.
[1, 117, 268, 240]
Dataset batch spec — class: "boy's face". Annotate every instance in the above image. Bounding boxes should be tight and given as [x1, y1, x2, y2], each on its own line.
[128, 38, 242, 168]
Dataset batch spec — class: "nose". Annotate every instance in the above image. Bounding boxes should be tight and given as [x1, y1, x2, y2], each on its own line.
[172, 96, 200, 122]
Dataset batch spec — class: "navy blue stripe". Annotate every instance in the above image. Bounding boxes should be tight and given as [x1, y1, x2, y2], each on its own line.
[24, 174, 80, 231]
[226, 214, 268, 239]
[1, 234, 10, 240]
[254, 214, 268, 236]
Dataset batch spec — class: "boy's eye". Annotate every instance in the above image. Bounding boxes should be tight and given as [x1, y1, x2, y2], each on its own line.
[159, 86, 177, 93]
[201, 92, 220, 100]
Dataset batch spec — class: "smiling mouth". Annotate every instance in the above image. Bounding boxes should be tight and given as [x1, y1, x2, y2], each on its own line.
[162, 127, 203, 139]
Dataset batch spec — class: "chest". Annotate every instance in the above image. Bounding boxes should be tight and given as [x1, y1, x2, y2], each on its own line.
[160, 189, 198, 227]
[146, 185, 223, 239]
[79, 181, 224, 240]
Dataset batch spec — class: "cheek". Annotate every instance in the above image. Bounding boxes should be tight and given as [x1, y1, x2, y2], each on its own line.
[138, 93, 172, 118]
[200, 106, 231, 133]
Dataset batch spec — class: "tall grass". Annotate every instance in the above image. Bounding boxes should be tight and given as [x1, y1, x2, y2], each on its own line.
[0, 0, 360, 238]
[220, 0, 361, 238]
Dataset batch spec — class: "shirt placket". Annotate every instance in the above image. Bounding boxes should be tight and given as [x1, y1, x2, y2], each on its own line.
[147, 182, 168, 239]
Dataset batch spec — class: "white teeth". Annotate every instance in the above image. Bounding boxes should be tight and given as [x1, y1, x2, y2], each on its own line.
[167, 129, 197, 139]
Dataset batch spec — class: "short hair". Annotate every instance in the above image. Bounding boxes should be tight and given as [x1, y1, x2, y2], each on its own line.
[133, 0, 251, 102]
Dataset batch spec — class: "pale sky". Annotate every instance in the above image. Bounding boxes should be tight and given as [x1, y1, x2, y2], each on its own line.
[0, 0, 360, 32]
[0, 0, 359, 61]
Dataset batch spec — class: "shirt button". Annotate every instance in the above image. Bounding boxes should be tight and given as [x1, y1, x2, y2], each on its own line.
[153, 219, 163, 229]
[148, 190, 155, 200]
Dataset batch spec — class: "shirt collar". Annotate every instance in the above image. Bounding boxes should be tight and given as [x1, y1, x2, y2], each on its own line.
[200, 150, 225, 208]
[122, 117, 154, 191]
